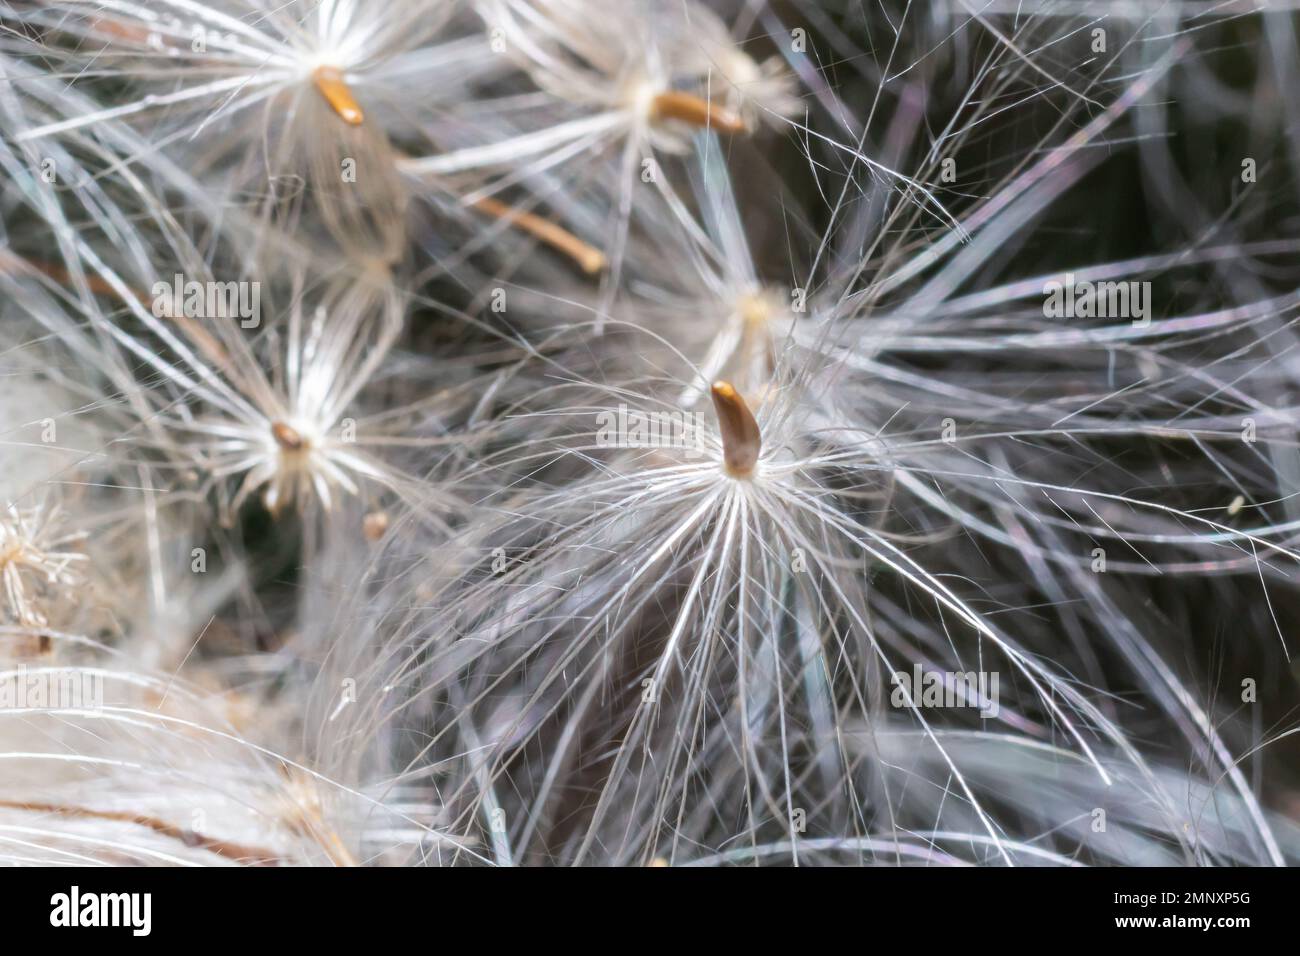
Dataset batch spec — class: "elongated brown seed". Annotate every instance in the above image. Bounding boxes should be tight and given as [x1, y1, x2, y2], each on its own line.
[312, 65, 364, 126]
[710, 381, 761, 478]
[651, 91, 746, 135]
[471, 195, 608, 274]
[272, 421, 305, 451]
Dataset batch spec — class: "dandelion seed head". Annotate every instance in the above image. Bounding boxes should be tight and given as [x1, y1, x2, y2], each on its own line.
[0, 502, 87, 630]
[221, 410, 356, 516]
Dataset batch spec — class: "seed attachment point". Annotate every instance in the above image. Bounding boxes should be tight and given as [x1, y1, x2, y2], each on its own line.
[710, 381, 761, 478]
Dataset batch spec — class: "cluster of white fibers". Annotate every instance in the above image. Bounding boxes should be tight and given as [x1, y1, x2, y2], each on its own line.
[1, 0, 1298, 866]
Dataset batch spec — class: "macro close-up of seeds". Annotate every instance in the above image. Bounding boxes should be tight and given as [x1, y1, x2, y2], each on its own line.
[2, 0, 1300, 887]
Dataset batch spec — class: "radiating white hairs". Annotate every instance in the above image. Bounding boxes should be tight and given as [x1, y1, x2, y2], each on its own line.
[0, 0, 1297, 867]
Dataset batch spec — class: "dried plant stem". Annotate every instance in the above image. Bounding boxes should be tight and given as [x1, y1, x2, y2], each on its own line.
[0, 799, 282, 865]
[1, 254, 233, 370]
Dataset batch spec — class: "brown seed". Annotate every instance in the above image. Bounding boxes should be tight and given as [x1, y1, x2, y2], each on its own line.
[271, 421, 305, 451]
[650, 91, 746, 135]
[471, 195, 607, 275]
[312, 65, 364, 126]
[710, 380, 761, 478]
